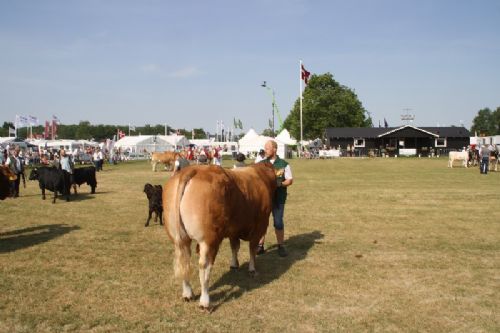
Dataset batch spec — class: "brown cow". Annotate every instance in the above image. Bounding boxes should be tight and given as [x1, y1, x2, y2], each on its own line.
[151, 151, 179, 172]
[1, 165, 16, 200]
[163, 163, 276, 309]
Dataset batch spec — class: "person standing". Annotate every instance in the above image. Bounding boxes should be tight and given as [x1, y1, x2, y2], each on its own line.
[59, 149, 74, 192]
[6, 146, 24, 198]
[233, 153, 246, 168]
[172, 151, 190, 176]
[479, 144, 490, 174]
[254, 149, 266, 163]
[257, 140, 293, 257]
[212, 146, 222, 166]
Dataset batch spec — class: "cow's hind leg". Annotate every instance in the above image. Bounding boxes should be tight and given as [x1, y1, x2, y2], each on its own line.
[174, 239, 193, 301]
[229, 237, 240, 269]
[198, 241, 219, 310]
[248, 238, 259, 276]
[145, 210, 152, 227]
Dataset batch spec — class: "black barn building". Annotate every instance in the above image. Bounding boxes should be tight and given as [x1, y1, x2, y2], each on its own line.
[325, 125, 470, 157]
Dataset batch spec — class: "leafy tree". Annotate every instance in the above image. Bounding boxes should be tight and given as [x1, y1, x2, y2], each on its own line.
[261, 128, 274, 137]
[0, 122, 15, 136]
[471, 108, 497, 136]
[75, 121, 92, 140]
[283, 73, 372, 140]
[493, 107, 500, 135]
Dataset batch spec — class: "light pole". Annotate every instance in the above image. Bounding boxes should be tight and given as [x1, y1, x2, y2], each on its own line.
[261, 81, 275, 137]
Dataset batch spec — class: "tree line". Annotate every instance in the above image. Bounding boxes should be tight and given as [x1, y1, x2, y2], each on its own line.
[0, 121, 209, 141]
[1, 72, 498, 140]
[470, 107, 500, 136]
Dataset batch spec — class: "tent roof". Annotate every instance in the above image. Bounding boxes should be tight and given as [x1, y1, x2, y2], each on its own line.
[157, 135, 189, 146]
[239, 128, 260, 143]
[275, 129, 297, 145]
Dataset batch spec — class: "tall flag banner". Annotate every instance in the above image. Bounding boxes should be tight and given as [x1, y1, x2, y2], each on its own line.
[299, 60, 311, 157]
[52, 120, 58, 139]
[129, 124, 136, 131]
[44, 121, 50, 139]
[301, 64, 311, 84]
[52, 115, 60, 124]
[8, 127, 16, 136]
[384, 118, 388, 128]
[233, 118, 238, 128]
[238, 119, 243, 129]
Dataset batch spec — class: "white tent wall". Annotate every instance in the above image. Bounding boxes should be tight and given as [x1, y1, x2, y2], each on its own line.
[238, 129, 289, 158]
[157, 135, 189, 149]
[29, 139, 99, 154]
[114, 135, 174, 155]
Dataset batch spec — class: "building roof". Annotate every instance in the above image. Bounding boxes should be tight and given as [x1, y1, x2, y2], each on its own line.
[325, 126, 470, 138]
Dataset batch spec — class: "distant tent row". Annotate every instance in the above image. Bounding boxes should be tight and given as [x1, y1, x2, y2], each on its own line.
[238, 129, 296, 157]
[1, 128, 299, 158]
[113, 135, 190, 153]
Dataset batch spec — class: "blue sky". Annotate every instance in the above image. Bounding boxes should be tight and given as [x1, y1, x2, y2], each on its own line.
[1, 0, 499, 134]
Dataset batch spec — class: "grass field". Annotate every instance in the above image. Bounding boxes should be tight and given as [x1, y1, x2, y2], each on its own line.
[1, 158, 499, 332]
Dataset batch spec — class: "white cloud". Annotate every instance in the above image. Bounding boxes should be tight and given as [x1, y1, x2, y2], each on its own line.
[168, 66, 201, 78]
[140, 64, 160, 72]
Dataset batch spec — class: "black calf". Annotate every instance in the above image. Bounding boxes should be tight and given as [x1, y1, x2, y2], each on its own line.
[73, 166, 97, 194]
[143, 183, 163, 227]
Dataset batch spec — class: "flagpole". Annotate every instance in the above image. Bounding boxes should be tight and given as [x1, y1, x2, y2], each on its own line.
[299, 59, 303, 158]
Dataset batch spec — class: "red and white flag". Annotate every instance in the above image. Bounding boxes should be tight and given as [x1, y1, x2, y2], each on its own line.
[301, 64, 311, 84]
[118, 130, 125, 139]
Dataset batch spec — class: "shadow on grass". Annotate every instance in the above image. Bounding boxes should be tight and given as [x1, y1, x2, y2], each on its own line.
[209, 230, 324, 311]
[0, 224, 80, 253]
[70, 193, 96, 202]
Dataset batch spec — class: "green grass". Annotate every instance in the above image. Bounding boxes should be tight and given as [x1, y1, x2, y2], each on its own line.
[1, 158, 499, 332]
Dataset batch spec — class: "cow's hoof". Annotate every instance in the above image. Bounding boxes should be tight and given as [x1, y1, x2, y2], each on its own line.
[182, 296, 193, 302]
[144, 224, 149, 227]
[230, 265, 239, 270]
[248, 270, 258, 277]
[199, 305, 212, 313]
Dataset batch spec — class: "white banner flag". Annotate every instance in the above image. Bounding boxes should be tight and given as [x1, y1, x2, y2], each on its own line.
[15, 115, 28, 127]
[28, 115, 39, 126]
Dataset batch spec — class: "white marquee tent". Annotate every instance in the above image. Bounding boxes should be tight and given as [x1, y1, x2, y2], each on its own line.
[156, 135, 190, 149]
[238, 129, 290, 158]
[275, 129, 297, 145]
[114, 135, 174, 154]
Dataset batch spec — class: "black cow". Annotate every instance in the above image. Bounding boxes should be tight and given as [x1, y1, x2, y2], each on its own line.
[0, 165, 15, 200]
[73, 166, 97, 194]
[29, 167, 71, 203]
[143, 183, 163, 227]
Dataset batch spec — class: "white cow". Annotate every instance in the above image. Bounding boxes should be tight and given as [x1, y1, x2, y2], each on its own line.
[448, 151, 469, 168]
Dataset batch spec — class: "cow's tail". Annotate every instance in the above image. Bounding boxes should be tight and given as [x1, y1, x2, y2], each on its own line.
[172, 168, 196, 280]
